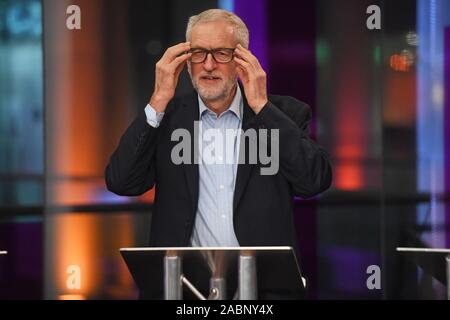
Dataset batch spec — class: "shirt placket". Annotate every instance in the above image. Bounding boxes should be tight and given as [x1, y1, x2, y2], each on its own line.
[215, 116, 229, 244]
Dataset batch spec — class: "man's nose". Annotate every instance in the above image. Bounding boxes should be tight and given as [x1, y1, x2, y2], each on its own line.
[202, 53, 217, 71]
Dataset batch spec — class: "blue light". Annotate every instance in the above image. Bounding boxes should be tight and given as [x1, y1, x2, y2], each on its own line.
[5, 1, 42, 37]
[218, 0, 234, 12]
[416, 0, 450, 247]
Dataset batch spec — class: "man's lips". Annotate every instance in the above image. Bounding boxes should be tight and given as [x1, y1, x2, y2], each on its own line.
[200, 75, 222, 81]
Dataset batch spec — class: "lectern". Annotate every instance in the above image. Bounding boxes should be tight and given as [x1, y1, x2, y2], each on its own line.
[397, 247, 450, 299]
[120, 246, 305, 300]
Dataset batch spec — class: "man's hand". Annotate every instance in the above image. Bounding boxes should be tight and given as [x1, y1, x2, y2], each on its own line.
[233, 44, 268, 114]
[149, 42, 192, 113]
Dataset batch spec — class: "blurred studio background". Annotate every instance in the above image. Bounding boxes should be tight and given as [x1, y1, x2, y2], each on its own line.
[1, 0, 450, 299]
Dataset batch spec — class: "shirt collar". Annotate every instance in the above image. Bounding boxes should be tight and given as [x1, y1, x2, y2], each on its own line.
[198, 85, 243, 120]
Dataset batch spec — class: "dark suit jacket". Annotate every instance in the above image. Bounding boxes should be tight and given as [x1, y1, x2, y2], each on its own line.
[105, 85, 331, 246]
[105, 86, 332, 297]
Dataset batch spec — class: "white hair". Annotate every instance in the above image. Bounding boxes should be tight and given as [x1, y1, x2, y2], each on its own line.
[185, 9, 249, 48]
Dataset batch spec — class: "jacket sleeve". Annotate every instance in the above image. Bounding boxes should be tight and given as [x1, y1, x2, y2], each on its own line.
[254, 98, 332, 198]
[104, 108, 158, 196]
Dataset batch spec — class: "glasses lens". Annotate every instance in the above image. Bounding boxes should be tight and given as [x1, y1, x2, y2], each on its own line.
[189, 49, 234, 63]
[213, 49, 233, 63]
[190, 50, 207, 63]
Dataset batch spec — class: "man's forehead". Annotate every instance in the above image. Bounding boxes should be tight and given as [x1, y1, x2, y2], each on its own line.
[190, 21, 236, 47]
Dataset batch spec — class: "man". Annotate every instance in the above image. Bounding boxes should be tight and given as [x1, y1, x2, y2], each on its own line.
[105, 9, 332, 298]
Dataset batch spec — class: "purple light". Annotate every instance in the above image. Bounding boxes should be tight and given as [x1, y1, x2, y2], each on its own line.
[234, 0, 268, 72]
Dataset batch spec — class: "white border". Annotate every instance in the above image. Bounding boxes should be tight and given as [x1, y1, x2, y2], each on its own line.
[396, 247, 450, 253]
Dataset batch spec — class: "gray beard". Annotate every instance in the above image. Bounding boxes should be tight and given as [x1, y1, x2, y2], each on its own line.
[191, 77, 237, 103]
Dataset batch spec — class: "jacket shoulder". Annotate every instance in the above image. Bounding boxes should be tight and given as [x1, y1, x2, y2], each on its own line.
[268, 94, 311, 118]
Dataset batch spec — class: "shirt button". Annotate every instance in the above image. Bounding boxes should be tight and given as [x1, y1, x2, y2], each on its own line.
[219, 185, 225, 191]
[221, 214, 227, 219]
[217, 155, 223, 162]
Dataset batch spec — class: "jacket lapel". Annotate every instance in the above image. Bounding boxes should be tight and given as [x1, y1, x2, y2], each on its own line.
[180, 90, 200, 214]
[179, 84, 258, 214]
[233, 84, 257, 213]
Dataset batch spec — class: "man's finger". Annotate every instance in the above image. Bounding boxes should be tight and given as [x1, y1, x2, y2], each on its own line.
[234, 56, 254, 73]
[173, 53, 191, 76]
[236, 65, 248, 81]
[234, 48, 260, 68]
[170, 52, 192, 66]
[170, 52, 192, 68]
[235, 45, 260, 68]
[161, 42, 191, 63]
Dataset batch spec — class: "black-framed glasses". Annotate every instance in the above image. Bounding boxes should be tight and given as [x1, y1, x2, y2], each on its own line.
[188, 48, 235, 64]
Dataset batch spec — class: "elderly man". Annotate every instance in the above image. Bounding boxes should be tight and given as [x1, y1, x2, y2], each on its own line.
[105, 9, 332, 299]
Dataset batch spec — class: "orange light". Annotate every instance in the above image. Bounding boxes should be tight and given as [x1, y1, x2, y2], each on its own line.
[53, 214, 101, 296]
[390, 54, 409, 72]
[333, 61, 367, 190]
[45, 0, 138, 300]
[58, 294, 86, 300]
[335, 163, 364, 190]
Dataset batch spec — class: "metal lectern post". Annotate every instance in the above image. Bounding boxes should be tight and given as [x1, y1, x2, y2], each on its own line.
[121, 246, 304, 301]
[209, 277, 226, 300]
[238, 253, 257, 300]
[446, 254, 450, 300]
[164, 255, 182, 300]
